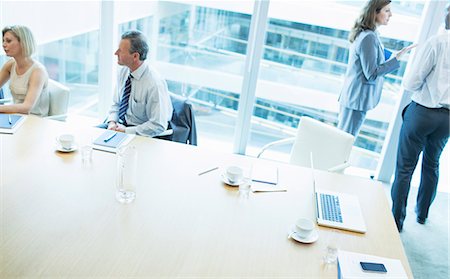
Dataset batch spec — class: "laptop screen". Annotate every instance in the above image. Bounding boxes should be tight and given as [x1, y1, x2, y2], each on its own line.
[309, 152, 319, 220]
[309, 152, 367, 233]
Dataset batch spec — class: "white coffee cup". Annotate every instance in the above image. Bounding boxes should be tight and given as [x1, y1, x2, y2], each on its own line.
[226, 166, 243, 184]
[294, 218, 315, 238]
[57, 134, 75, 149]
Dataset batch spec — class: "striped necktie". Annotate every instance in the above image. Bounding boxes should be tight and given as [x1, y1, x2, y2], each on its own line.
[118, 74, 133, 124]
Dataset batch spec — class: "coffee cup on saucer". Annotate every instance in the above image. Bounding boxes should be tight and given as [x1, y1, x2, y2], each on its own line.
[226, 166, 243, 184]
[57, 134, 75, 150]
[294, 218, 315, 239]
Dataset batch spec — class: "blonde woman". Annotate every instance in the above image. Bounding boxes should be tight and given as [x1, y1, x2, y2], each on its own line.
[0, 25, 49, 116]
[337, 0, 415, 136]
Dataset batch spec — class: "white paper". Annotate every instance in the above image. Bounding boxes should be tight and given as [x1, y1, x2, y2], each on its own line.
[251, 181, 287, 192]
[338, 250, 407, 279]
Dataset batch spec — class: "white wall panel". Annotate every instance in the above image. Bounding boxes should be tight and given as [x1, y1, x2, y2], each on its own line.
[1, 0, 101, 44]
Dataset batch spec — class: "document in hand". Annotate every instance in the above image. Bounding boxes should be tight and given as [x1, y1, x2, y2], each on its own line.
[92, 130, 135, 153]
[0, 114, 26, 134]
[384, 48, 392, 60]
[337, 250, 407, 279]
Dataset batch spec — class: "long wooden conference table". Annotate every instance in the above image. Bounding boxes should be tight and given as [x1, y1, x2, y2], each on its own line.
[0, 116, 412, 277]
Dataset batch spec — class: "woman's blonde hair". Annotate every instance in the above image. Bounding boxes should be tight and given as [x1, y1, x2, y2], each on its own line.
[2, 25, 36, 57]
[349, 0, 391, 43]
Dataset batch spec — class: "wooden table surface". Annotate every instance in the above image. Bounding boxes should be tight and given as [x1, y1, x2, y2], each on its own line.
[0, 116, 412, 277]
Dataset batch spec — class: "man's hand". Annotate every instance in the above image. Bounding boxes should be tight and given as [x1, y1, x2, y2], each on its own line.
[107, 121, 118, 130]
[114, 123, 126, 132]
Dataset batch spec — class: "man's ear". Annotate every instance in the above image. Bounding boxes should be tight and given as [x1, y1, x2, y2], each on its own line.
[133, 52, 140, 61]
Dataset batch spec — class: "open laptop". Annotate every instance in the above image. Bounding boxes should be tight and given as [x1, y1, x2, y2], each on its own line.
[310, 153, 366, 233]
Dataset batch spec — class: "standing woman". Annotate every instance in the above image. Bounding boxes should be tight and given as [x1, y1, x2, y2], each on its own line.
[0, 25, 49, 116]
[337, 0, 415, 136]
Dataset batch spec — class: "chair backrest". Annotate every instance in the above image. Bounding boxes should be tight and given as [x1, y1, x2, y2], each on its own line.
[47, 79, 70, 117]
[289, 116, 354, 171]
[168, 94, 197, 145]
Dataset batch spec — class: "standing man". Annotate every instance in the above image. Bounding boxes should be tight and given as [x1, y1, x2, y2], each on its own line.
[104, 30, 173, 137]
[391, 5, 450, 232]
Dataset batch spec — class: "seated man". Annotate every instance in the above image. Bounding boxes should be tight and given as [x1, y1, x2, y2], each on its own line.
[102, 30, 173, 137]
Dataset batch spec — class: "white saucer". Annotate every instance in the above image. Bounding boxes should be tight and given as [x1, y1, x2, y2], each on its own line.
[220, 173, 246, 187]
[56, 143, 78, 153]
[289, 228, 319, 244]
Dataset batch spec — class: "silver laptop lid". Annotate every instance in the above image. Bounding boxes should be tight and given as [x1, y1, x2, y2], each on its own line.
[310, 152, 366, 233]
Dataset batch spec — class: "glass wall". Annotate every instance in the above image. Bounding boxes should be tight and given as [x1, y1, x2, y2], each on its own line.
[153, 2, 255, 151]
[0, 0, 436, 174]
[247, 1, 425, 170]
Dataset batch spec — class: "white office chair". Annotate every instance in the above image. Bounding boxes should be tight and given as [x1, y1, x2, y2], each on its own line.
[45, 79, 70, 121]
[257, 116, 355, 173]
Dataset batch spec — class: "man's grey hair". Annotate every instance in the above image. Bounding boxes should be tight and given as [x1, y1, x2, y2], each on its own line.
[121, 30, 149, 61]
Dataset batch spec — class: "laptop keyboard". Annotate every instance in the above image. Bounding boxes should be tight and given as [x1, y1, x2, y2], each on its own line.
[320, 193, 343, 223]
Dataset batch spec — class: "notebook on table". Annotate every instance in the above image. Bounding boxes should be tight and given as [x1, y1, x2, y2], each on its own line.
[0, 114, 26, 134]
[310, 153, 366, 233]
[92, 130, 135, 153]
[251, 163, 286, 192]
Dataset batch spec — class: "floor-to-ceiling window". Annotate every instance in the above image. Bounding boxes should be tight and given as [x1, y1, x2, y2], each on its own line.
[1, 0, 445, 182]
[246, 1, 426, 171]
[153, 1, 255, 151]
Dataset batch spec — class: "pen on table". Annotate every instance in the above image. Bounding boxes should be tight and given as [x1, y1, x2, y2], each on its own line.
[251, 179, 277, 185]
[8, 115, 12, 124]
[198, 166, 219, 176]
[104, 132, 117, 142]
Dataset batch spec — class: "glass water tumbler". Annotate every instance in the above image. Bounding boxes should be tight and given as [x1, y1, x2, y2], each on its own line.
[116, 145, 137, 203]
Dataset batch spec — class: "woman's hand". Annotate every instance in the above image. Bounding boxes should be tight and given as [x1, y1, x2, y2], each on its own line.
[396, 43, 418, 60]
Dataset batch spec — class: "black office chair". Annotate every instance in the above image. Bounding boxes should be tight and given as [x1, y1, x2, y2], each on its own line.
[156, 94, 197, 145]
